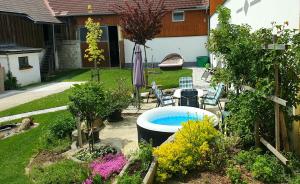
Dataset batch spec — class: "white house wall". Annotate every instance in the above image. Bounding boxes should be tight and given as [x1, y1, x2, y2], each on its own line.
[124, 36, 208, 66]
[0, 53, 41, 86]
[210, 0, 299, 30]
[210, 0, 300, 67]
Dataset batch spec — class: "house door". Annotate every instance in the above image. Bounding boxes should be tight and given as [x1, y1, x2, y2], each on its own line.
[108, 26, 120, 67]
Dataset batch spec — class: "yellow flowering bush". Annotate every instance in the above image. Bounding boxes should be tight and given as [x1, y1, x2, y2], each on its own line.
[153, 116, 221, 182]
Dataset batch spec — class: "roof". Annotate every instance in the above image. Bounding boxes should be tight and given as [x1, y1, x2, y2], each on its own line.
[0, 45, 42, 54]
[0, 0, 60, 23]
[47, 0, 209, 17]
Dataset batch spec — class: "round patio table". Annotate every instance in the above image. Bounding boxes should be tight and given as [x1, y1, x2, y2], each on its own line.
[173, 89, 205, 99]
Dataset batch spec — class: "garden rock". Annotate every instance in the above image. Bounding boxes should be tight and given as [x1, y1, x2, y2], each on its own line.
[17, 117, 33, 132]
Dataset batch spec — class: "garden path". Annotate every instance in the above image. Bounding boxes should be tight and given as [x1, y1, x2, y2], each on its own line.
[191, 67, 211, 89]
[0, 106, 68, 123]
[0, 82, 82, 111]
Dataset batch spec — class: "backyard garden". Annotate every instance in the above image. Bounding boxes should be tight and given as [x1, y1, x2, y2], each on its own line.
[0, 3, 300, 184]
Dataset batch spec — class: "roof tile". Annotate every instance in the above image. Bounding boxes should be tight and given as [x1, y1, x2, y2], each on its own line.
[47, 0, 209, 16]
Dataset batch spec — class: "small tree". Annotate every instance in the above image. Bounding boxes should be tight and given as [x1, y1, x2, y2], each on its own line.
[114, 0, 167, 86]
[69, 82, 111, 152]
[84, 17, 105, 82]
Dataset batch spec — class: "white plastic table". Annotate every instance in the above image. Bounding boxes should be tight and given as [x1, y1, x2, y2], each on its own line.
[173, 89, 205, 99]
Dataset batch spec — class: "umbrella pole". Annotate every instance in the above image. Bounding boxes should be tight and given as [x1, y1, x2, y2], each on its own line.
[136, 87, 140, 110]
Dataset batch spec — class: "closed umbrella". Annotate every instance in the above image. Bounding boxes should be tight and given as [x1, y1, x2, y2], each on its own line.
[133, 45, 145, 109]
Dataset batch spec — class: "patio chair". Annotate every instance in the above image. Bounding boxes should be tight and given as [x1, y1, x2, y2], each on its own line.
[147, 81, 157, 103]
[179, 77, 193, 89]
[179, 89, 199, 108]
[201, 83, 224, 111]
[154, 88, 175, 107]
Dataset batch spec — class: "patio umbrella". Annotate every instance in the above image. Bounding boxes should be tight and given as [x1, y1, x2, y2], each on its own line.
[133, 45, 145, 109]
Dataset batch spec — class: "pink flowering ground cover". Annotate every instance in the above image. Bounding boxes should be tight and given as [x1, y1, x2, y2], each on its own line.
[83, 153, 127, 184]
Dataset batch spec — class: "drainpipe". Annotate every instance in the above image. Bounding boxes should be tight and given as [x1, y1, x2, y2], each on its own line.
[52, 24, 59, 70]
[6, 54, 11, 73]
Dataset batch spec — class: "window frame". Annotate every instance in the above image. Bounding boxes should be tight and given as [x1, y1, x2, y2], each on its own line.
[18, 56, 32, 70]
[172, 10, 185, 22]
[77, 26, 109, 42]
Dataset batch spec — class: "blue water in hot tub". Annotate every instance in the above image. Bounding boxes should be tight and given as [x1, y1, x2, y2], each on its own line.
[151, 115, 203, 126]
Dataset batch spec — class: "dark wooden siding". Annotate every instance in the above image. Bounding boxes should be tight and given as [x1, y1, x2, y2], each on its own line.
[67, 10, 208, 38]
[0, 14, 44, 48]
[158, 10, 208, 37]
[209, 0, 224, 16]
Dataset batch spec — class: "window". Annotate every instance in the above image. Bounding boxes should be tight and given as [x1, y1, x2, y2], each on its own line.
[78, 26, 109, 42]
[18, 56, 32, 70]
[172, 11, 185, 22]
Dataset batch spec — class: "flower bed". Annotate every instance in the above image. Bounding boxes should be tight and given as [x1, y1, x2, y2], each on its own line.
[74, 145, 117, 162]
[115, 142, 154, 184]
[84, 153, 127, 183]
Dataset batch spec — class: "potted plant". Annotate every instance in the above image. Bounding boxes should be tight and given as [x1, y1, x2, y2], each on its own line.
[69, 82, 111, 152]
[107, 78, 132, 122]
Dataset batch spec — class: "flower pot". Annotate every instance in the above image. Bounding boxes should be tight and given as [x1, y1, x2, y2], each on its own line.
[108, 110, 123, 122]
[83, 128, 101, 143]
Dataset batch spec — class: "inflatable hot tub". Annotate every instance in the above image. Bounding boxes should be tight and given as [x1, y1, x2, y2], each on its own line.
[137, 106, 218, 147]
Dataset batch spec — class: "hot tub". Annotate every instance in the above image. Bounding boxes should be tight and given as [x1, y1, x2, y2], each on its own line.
[137, 106, 218, 147]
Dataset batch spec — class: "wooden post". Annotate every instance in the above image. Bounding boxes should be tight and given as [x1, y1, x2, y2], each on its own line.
[260, 138, 288, 165]
[280, 111, 290, 151]
[255, 120, 260, 147]
[274, 64, 281, 150]
[76, 117, 83, 148]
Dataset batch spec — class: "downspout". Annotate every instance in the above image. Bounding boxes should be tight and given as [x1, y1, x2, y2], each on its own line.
[6, 54, 11, 72]
[52, 24, 58, 70]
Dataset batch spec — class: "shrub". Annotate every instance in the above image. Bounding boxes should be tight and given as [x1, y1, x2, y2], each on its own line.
[226, 165, 247, 184]
[30, 159, 89, 184]
[107, 78, 132, 112]
[208, 135, 240, 171]
[49, 115, 76, 139]
[75, 145, 117, 162]
[226, 92, 274, 147]
[69, 82, 111, 150]
[38, 115, 75, 152]
[137, 141, 153, 170]
[4, 71, 19, 90]
[251, 154, 286, 183]
[234, 148, 261, 170]
[117, 172, 143, 184]
[289, 175, 300, 184]
[153, 117, 221, 182]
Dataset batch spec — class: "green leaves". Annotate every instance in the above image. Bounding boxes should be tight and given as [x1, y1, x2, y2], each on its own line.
[68, 82, 111, 125]
[85, 18, 105, 65]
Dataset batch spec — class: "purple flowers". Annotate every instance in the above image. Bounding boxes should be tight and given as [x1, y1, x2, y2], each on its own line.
[83, 153, 127, 183]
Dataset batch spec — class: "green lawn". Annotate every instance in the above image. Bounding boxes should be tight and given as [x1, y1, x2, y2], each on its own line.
[0, 68, 192, 119]
[0, 111, 71, 184]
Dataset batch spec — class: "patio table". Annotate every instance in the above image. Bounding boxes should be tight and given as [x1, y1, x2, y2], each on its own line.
[173, 89, 205, 99]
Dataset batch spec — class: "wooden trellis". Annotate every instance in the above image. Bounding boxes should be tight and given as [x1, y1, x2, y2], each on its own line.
[241, 39, 290, 165]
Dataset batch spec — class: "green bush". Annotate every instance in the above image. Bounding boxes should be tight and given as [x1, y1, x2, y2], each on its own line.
[208, 135, 240, 171]
[49, 115, 76, 139]
[234, 148, 261, 170]
[107, 78, 132, 112]
[226, 165, 247, 184]
[117, 172, 143, 184]
[30, 160, 89, 184]
[153, 118, 221, 182]
[289, 175, 300, 184]
[4, 71, 19, 90]
[251, 154, 286, 183]
[226, 92, 274, 147]
[38, 115, 75, 152]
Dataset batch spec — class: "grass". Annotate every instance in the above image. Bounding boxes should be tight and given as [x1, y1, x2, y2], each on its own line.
[0, 68, 192, 119]
[0, 111, 71, 184]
